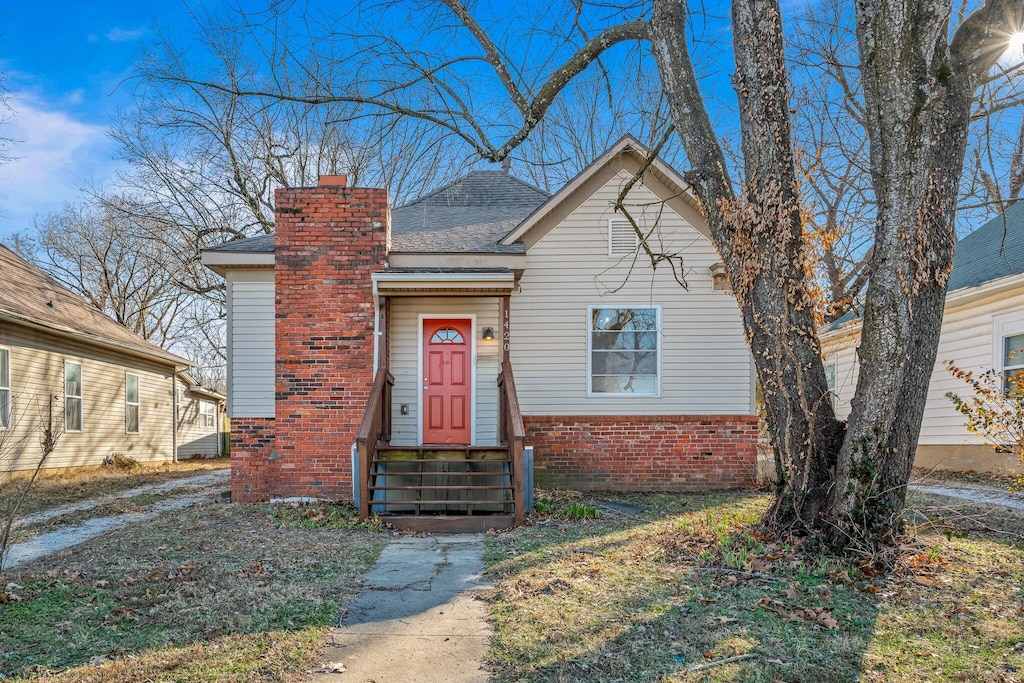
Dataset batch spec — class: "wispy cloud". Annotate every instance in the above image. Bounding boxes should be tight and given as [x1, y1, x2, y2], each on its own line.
[106, 26, 146, 43]
[0, 93, 122, 236]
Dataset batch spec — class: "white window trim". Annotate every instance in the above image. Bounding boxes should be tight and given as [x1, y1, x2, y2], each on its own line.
[586, 305, 662, 398]
[125, 372, 140, 434]
[199, 400, 216, 429]
[992, 312, 1024, 371]
[64, 360, 83, 433]
[0, 346, 10, 430]
[607, 217, 640, 258]
[993, 311, 1024, 394]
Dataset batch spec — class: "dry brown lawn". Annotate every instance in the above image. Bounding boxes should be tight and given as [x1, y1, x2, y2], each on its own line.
[0, 501, 387, 682]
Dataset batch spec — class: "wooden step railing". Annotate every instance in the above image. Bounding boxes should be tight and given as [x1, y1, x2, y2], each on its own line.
[356, 368, 394, 518]
[498, 360, 525, 526]
[356, 361, 525, 526]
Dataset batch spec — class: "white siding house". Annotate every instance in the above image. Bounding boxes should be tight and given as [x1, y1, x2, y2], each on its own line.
[0, 245, 195, 471]
[823, 201, 1024, 473]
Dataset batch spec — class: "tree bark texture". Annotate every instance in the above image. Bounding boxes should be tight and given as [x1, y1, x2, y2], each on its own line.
[652, 0, 1022, 552]
[652, 0, 843, 533]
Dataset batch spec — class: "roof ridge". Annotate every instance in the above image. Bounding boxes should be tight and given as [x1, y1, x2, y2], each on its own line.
[0, 243, 188, 365]
[395, 168, 549, 210]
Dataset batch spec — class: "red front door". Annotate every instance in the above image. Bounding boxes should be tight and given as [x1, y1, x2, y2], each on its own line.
[422, 319, 473, 444]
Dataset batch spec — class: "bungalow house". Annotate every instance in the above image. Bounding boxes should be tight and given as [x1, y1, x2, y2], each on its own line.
[0, 244, 214, 470]
[202, 135, 758, 529]
[822, 201, 1024, 473]
[175, 369, 226, 460]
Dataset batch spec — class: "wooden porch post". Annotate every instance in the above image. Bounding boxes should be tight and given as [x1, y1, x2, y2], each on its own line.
[500, 295, 510, 364]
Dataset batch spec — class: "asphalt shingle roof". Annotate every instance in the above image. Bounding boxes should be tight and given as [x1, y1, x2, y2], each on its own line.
[206, 171, 550, 255]
[390, 170, 549, 253]
[826, 201, 1024, 332]
[946, 200, 1024, 291]
[0, 244, 189, 365]
[205, 233, 274, 253]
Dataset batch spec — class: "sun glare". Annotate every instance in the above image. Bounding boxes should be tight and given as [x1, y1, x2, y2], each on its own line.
[1003, 31, 1024, 68]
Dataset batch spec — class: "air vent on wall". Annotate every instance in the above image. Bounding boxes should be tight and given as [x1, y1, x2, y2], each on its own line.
[608, 218, 640, 257]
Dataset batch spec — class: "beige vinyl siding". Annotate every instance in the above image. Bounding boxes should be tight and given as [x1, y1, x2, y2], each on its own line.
[821, 334, 860, 421]
[389, 296, 501, 446]
[510, 170, 754, 416]
[821, 287, 1024, 447]
[226, 270, 275, 418]
[176, 387, 222, 459]
[0, 323, 175, 471]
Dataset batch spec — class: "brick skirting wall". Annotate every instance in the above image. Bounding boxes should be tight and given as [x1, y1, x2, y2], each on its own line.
[230, 418, 276, 502]
[524, 415, 758, 491]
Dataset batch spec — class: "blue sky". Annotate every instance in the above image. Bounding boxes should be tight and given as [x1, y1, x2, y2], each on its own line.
[0, 1, 233, 237]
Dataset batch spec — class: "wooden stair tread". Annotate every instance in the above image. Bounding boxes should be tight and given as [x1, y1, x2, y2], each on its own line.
[369, 485, 512, 491]
[383, 515, 515, 533]
[373, 499, 511, 506]
[372, 458, 510, 464]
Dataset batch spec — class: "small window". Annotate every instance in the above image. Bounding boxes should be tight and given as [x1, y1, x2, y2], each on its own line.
[430, 328, 465, 344]
[608, 218, 640, 257]
[199, 400, 216, 429]
[0, 347, 10, 430]
[1003, 333, 1024, 395]
[589, 307, 660, 396]
[824, 360, 837, 409]
[65, 361, 83, 432]
[126, 373, 140, 433]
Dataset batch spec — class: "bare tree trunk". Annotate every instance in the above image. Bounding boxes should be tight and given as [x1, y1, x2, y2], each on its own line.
[825, 0, 992, 551]
[652, 0, 843, 532]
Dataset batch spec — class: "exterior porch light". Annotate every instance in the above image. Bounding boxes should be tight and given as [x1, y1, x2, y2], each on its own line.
[482, 327, 496, 340]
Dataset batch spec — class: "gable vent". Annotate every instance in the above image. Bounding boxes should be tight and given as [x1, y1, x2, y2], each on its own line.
[608, 218, 640, 257]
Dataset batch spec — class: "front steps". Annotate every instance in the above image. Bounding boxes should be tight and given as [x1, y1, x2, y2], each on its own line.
[369, 446, 513, 524]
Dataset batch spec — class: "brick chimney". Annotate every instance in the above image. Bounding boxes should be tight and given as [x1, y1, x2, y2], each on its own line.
[271, 180, 390, 500]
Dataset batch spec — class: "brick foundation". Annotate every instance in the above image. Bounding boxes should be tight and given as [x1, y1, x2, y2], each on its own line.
[524, 414, 758, 491]
[230, 418, 276, 501]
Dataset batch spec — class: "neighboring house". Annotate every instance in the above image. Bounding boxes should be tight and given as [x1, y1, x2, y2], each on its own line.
[0, 245, 202, 470]
[175, 370, 226, 460]
[822, 201, 1024, 473]
[202, 136, 757, 528]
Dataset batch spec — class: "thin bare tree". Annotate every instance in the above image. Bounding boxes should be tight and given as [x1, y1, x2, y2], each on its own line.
[19, 200, 191, 348]
[0, 394, 65, 578]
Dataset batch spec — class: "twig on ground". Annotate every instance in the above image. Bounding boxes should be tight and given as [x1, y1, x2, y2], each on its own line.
[690, 566, 785, 583]
[687, 653, 758, 672]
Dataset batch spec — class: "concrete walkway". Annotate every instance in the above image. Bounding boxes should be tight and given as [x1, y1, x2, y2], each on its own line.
[4, 476, 228, 569]
[311, 534, 492, 683]
[910, 481, 1024, 511]
[14, 468, 229, 529]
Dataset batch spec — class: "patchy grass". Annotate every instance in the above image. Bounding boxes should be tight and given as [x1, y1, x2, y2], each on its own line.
[0, 459, 228, 518]
[0, 501, 387, 682]
[272, 500, 385, 532]
[484, 491, 1024, 682]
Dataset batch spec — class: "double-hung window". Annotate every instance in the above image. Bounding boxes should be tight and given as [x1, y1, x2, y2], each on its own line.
[588, 306, 660, 396]
[1002, 332, 1024, 395]
[200, 400, 216, 429]
[64, 361, 83, 432]
[125, 373, 140, 433]
[0, 348, 10, 429]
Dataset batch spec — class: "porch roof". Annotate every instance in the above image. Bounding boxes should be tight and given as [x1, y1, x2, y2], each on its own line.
[372, 268, 515, 295]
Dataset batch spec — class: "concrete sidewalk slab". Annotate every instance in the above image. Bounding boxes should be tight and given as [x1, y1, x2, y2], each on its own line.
[310, 534, 492, 683]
